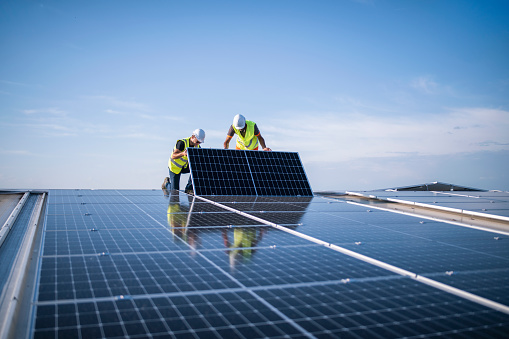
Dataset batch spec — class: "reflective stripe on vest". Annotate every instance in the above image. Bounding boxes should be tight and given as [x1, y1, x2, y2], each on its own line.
[233, 120, 259, 150]
[170, 158, 185, 169]
[169, 137, 200, 174]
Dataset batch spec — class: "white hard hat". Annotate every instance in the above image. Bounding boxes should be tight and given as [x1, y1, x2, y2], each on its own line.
[233, 114, 246, 129]
[192, 128, 205, 143]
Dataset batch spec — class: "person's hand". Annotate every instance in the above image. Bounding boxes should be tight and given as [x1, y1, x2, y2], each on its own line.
[263, 147, 272, 151]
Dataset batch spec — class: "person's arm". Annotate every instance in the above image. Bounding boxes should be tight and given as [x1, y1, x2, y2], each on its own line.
[224, 125, 235, 149]
[223, 136, 232, 149]
[171, 148, 187, 159]
[171, 140, 187, 159]
[257, 134, 272, 151]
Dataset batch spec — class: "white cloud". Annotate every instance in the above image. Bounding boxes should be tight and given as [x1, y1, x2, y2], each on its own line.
[7, 122, 76, 137]
[478, 141, 509, 147]
[161, 115, 184, 122]
[0, 79, 35, 87]
[89, 95, 150, 111]
[44, 132, 77, 137]
[37, 123, 72, 131]
[140, 114, 156, 120]
[22, 107, 67, 116]
[105, 109, 123, 115]
[105, 109, 163, 121]
[33, 123, 77, 137]
[114, 133, 166, 141]
[411, 76, 438, 94]
[105, 109, 176, 122]
[264, 107, 509, 163]
[0, 149, 33, 155]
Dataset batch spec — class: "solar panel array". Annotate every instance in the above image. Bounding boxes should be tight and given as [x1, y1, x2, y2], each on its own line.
[187, 148, 313, 196]
[348, 190, 509, 219]
[28, 189, 509, 338]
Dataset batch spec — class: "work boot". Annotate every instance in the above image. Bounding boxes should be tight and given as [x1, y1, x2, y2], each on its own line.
[161, 177, 170, 189]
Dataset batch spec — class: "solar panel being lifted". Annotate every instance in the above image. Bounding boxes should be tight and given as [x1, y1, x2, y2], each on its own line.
[187, 148, 313, 196]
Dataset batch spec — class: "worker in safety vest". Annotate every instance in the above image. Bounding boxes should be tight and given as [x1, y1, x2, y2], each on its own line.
[222, 227, 266, 268]
[162, 128, 205, 193]
[223, 114, 271, 151]
[167, 192, 198, 251]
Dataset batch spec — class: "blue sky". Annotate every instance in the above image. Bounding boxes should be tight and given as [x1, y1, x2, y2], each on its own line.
[1, 0, 508, 191]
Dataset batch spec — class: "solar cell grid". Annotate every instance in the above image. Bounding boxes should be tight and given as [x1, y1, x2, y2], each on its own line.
[342, 240, 509, 273]
[187, 148, 312, 196]
[28, 189, 509, 338]
[203, 245, 396, 287]
[170, 226, 314, 250]
[47, 202, 164, 215]
[45, 213, 165, 231]
[327, 210, 432, 224]
[256, 280, 509, 338]
[170, 211, 266, 227]
[200, 195, 307, 203]
[188, 148, 257, 196]
[43, 228, 185, 256]
[221, 202, 310, 212]
[427, 270, 509, 306]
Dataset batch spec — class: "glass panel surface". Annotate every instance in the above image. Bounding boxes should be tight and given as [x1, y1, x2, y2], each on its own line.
[187, 148, 312, 196]
[31, 189, 509, 338]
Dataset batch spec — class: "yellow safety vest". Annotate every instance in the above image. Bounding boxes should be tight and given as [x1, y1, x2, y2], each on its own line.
[233, 120, 259, 150]
[167, 201, 187, 240]
[167, 202, 183, 227]
[168, 137, 200, 174]
[228, 228, 256, 262]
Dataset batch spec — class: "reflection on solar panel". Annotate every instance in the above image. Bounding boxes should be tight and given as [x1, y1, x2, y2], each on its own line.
[187, 148, 313, 196]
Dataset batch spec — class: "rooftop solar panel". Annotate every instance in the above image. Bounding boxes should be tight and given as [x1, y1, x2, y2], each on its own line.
[347, 190, 509, 222]
[244, 150, 313, 196]
[187, 148, 313, 196]
[3, 189, 509, 338]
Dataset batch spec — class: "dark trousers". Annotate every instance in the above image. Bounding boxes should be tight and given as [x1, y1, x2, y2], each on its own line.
[168, 168, 193, 191]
